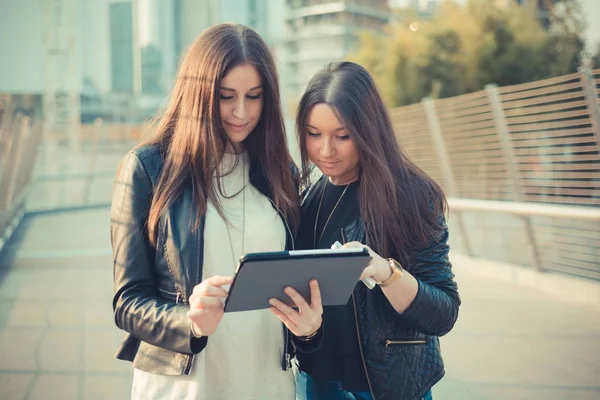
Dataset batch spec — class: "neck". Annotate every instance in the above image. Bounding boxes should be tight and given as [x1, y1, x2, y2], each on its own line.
[328, 170, 359, 186]
[226, 141, 245, 154]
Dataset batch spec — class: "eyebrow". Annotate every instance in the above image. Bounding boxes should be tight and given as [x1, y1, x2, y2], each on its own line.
[307, 124, 346, 132]
[220, 85, 262, 92]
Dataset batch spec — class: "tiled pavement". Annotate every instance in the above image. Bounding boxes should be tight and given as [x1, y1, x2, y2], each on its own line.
[0, 208, 599, 400]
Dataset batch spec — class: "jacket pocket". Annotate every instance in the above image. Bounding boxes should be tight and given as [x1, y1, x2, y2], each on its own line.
[385, 338, 427, 347]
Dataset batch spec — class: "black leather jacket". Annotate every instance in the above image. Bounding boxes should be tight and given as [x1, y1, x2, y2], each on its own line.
[301, 180, 460, 400]
[111, 144, 300, 375]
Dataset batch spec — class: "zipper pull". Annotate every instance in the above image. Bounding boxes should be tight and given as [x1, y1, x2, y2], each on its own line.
[176, 289, 181, 304]
[286, 353, 292, 369]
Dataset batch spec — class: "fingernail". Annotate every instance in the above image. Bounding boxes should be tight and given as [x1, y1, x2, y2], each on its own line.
[284, 287, 292, 294]
[269, 299, 276, 305]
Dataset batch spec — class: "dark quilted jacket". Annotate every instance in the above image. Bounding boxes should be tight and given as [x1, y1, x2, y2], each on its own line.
[342, 216, 460, 400]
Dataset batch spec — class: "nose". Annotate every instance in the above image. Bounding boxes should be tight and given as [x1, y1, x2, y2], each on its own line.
[320, 138, 335, 158]
[232, 98, 247, 120]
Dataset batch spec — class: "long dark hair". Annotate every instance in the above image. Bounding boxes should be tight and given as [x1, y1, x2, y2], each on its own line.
[296, 61, 447, 265]
[140, 23, 299, 247]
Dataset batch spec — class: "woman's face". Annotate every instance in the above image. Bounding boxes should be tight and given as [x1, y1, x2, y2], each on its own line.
[219, 63, 263, 153]
[305, 103, 361, 185]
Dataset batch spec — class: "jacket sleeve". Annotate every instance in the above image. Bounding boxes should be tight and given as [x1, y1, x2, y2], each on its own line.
[111, 152, 207, 355]
[391, 214, 460, 336]
[290, 324, 324, 354]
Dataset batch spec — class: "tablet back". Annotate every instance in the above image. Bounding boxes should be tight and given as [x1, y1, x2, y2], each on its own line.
[224, 251, 371, 313]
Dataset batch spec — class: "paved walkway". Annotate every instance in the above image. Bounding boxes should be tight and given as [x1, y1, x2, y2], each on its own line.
[0, 208, 599, 399]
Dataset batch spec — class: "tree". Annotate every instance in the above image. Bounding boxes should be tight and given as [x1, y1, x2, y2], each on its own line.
[348, 0, 589, 107]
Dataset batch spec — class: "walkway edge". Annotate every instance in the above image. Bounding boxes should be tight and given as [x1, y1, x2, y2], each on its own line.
[450, 252, 600, 308]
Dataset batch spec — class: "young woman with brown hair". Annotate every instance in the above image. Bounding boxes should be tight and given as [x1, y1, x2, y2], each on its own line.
[110, 23, 322, 399]
[293, 61, 461, 400]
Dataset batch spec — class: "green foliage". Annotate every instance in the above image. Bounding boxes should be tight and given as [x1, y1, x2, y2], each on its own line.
[348, 0, 588, 107]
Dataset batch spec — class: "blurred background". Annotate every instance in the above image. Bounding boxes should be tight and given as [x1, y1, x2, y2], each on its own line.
[0, 0, 599, 399]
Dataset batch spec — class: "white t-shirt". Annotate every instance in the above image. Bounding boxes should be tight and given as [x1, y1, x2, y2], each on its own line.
[132, 152, 295, 400]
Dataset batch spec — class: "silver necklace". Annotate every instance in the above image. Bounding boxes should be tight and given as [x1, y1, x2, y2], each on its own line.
[223, 156, 246, 271]
[313, 178, 350, 248]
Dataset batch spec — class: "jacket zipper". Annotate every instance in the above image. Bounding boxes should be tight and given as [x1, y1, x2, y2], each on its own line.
[385, 339, 426, 347]
[263, 197, 294, 371]
[184, 229, 203, 375]
[344, 228, 376, 399]
[352, 292, 376, 400]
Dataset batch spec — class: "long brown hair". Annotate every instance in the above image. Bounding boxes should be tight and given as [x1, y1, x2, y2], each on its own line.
[140, 23, 298, 247]
[296, 61, 447, 265]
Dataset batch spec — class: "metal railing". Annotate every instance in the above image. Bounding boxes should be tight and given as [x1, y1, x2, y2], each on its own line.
[28, 119, 138, 212]
[391, 69, 600, 280]
[0, 95, 43, 253]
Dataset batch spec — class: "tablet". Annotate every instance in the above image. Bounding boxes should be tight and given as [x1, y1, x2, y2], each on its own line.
[224, 248, 372, 313]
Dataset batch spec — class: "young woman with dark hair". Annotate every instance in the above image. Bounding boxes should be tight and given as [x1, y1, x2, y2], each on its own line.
[110, 23, 322, 399]
[293, 61, 461, 400]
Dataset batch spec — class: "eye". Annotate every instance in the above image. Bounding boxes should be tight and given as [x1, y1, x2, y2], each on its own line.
[307, 131, 321, 137]
[219, 94, 234, 100]
[247, 93, 262, 100]
[337, 135, 351, 140]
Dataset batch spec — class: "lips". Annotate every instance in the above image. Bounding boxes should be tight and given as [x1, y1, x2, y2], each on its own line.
[225, 121, 249, 130]
[320, 160, 340, 167]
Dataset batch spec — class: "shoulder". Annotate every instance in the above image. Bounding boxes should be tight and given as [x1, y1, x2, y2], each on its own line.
[129, 143, 165, 185]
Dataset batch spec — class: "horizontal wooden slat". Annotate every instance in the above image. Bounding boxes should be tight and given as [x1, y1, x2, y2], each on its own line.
[446, 144, 503, 154]
[435, 104, 491, 119]
[520, 170, 600, 179]
[438, 113, 494, 128]
[394, 119, 431, 130]
[499, 82, 582, 102]
[520, 163, 600, 172]
[517, 154, 600, 163]
[443, 126, 499, 139]
[522, 187, 600, 197]
[452, 163, 508, 172]
[503, 100, 588, 117]
[502, 91, 585, 109]
[538, 247, 600, 265]
[535, 229, 600, 244]
[510, 127, 594, 142]
[514, 146, 599, 158]
[512, 135, 597, 147]
[543, 262, 600, 280]
[505, 109, 590, 125]
[522, 194, 600, 206]
[497, 72, 581, 94]
[523, 180, 600, 189]
[434, 90, 488, 108]
[508, 118, 591, 133]
[539, 250, 600, 268]
[440, 120, 497, 135]
[534, 224, 600, 238]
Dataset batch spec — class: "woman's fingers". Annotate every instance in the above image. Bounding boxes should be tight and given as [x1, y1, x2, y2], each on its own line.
[189, 296, 224, 311]
[268, 298, 298, 321]
[309, 280, 323, 314]
[190, 285, 229, 301]
[269, 307, 297, 330]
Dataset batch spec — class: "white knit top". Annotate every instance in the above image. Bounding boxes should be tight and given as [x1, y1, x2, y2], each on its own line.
[131, 152, 295, 400]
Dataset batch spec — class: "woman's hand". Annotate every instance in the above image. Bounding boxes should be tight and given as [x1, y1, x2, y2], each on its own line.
[342, 241, 392, 283]
[269, 279, 323, 337]
[187, 275, 234, 337]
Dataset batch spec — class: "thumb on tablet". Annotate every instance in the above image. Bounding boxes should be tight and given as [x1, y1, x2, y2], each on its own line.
[341, 241, 363, 249]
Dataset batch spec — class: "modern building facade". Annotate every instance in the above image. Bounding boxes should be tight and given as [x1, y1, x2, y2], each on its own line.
[283, 0, 390, 104]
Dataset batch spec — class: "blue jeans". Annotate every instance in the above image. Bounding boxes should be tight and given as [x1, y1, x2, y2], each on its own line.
[296, 370, 433, 400]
